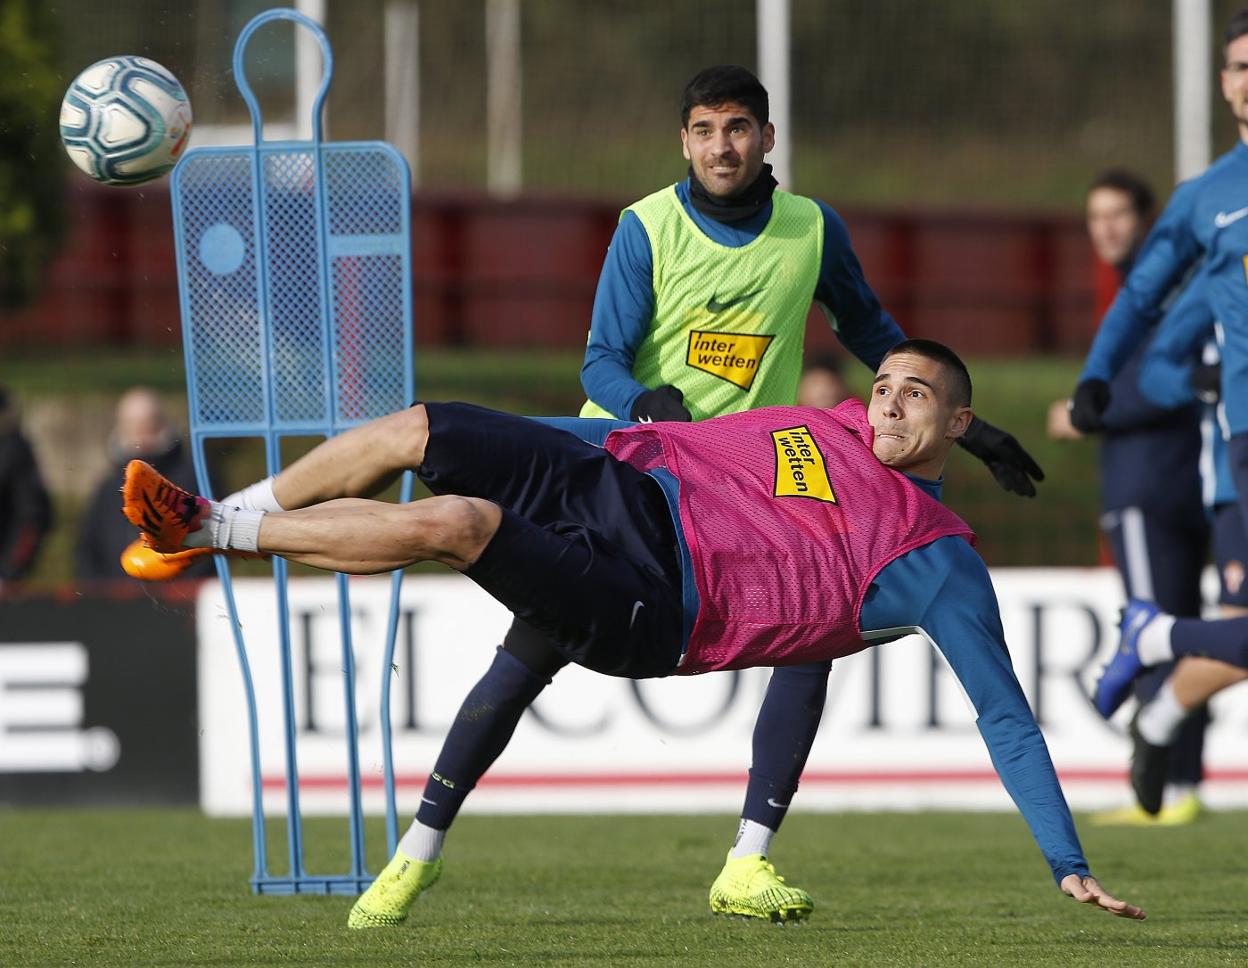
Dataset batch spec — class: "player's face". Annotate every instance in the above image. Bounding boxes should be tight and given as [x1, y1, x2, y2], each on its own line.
[868, 352, 971, 480]
[680, 102, 775, 198]
[1222, 35, 1248, 133]
[1085, 188, 1143, 269]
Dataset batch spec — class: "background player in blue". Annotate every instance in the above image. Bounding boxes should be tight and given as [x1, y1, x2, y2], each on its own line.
[1072, 10, 1248, 539]
[384, 65, 1046, 924]
[1119, 278, 1248, 814]
[122, 341, 1146, 926]
[1050, 170, 1211, 825]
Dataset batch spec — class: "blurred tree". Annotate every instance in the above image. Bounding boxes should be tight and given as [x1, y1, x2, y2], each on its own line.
[0, 0, 64, 308]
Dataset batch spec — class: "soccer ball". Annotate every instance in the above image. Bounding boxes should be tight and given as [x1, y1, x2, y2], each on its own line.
[59, 56, 193, 186]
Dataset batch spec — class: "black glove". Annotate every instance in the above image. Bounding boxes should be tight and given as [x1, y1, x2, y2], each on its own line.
[957, 416, 1045, 498]
[1191, 363, 1221, 404]
[630, 385, 692, 422]
[1068, 378, 1110, 433]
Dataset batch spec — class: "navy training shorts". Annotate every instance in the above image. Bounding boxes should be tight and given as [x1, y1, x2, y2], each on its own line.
[417, 402, 684, 678]
[1213, 501, 1248, 608]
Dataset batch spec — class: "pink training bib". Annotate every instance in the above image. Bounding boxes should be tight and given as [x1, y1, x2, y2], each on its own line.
[606, 399, 975, 673]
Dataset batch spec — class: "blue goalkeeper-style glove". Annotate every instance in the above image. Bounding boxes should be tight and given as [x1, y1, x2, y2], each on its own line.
[957, 416, 1045, 498]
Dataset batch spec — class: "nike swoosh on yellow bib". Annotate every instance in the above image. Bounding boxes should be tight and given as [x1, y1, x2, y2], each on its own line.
[771, 425, 837, 502]
[686, 330, 775, 390]
[705, 289, 765, 313]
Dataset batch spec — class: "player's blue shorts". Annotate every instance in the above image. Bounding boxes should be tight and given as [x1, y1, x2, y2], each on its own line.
[416, 402, 684, 678]
[1212, 501, 1248, 608]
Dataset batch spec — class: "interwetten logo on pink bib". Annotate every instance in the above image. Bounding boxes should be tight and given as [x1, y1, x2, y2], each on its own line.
[605, 399, 975, 674]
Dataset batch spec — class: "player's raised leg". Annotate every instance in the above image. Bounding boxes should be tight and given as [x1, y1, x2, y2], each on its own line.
[268, 405, 431, 509]
[1095, 598, 1248, 717]
[123, 457, 500, 574]
[120, 406, 433, 579]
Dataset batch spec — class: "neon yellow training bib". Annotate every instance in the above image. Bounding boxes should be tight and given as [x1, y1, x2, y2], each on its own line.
[581, 185, 823, 420]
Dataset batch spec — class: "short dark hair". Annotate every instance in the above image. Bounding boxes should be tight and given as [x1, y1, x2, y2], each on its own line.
[882, 339, 972, 408]
[1087, 168, 1155, 219]
[680, 65, 769, 128]
[802, 351, 843, 376]
[1227, 8, 1248, 50]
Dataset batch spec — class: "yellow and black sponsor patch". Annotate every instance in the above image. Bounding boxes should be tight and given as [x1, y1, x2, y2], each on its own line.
[771, 425, 836, 502]
[686, 330, 774, 391]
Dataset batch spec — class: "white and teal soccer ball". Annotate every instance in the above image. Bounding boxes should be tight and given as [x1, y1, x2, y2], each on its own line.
[59, 56, 193, 186]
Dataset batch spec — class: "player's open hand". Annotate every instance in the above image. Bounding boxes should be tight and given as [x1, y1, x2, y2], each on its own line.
[1060, 874, 1146, 920]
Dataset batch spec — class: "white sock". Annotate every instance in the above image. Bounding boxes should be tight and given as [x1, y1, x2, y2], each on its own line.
[1136, 614, 1176, 666]
[182, 501, 265, 552]
[221, 477, 285, 512]
[398, 820, 445, 862]
[1164, 782, 1197, 807]
[730, 818, 775, 859]
[1136, 680, 1188, 746]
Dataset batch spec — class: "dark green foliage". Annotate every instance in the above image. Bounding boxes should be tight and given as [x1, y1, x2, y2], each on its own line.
[0, 0, 64, 308]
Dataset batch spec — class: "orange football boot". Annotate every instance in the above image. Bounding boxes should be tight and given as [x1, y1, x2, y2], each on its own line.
[122, 459, 213, 553]
[120, 538, 214, 580]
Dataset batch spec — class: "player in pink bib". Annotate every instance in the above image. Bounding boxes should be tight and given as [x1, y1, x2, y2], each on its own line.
[122, 340, 1146, 925]
[606, 396, 973, 673]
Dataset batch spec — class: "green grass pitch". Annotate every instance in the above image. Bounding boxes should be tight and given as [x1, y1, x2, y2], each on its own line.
[2, 808, 1246, 966]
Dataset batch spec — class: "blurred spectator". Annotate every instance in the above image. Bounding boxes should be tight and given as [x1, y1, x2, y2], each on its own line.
[1047, 169, 1156, 439]
[0, 386, 53, 583]
[76, 387, 211, 580]
[797, 352, 853, 408]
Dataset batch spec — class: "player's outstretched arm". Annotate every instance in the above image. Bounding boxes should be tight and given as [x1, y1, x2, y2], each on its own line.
[1060, 874, 1146, 920]
[955, 416, 1044, 497]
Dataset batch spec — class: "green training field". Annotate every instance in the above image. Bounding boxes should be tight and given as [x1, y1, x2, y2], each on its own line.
[1, 808, 1244, 967]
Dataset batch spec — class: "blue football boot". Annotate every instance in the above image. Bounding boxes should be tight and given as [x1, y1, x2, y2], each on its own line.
[1093, 599, 1160, 718]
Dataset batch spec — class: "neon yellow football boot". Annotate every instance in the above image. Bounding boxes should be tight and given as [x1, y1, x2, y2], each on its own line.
[347, 850, 443, 929]
[1155, 791, 1203, 826]
[1090, 792, 1203, 827]
[1088, 804, 1162, 827]
[708, 851, 813, 923]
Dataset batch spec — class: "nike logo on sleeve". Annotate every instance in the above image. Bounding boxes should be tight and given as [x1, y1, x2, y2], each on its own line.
[1214, 206, 1248, 228]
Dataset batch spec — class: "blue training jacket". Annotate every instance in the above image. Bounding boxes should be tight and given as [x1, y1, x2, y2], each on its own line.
[1139, 273, 1237, 509]
[1081, 142, 1248, 435]
[1094, 248, 1203, 519]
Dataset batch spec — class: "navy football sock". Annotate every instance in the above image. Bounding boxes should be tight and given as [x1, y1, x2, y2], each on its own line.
[739, 661, 831, 832]
[1171, 615, 1248, 668]
[415, 647, 552, 830]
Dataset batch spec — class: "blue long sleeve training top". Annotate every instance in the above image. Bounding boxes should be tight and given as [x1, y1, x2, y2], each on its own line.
[1094, 247, 1203, 518]
[1081, 142, 1248, 435]
[580, 179, 906, 418]
[1139, 276, 1237, 509]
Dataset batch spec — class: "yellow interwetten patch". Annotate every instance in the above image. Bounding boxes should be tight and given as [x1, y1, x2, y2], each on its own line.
[771, 425, 836, 502]
[686, 330, 774, 390]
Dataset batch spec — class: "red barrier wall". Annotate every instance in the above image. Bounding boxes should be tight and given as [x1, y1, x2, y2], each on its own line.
[0, 181, 1098, 354]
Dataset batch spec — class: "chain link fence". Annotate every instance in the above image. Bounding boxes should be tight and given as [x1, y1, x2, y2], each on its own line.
[47, 0, 1248, 206]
